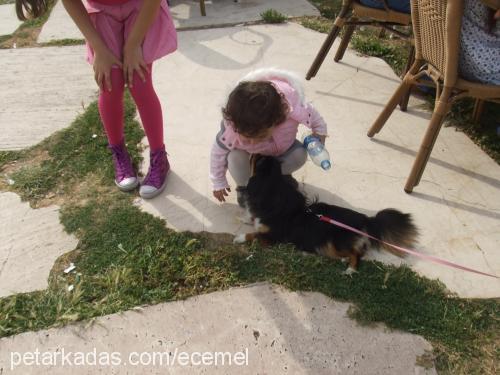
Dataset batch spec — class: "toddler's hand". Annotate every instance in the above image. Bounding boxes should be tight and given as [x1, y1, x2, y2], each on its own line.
[93, 48, 122, 92]
[213, 188, 231, 202]
[312, 133, 326, 144]
[123, 44, 148, 88]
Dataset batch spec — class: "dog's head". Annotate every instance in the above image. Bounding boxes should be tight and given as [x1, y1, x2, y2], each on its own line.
[246, 156, 306, 219]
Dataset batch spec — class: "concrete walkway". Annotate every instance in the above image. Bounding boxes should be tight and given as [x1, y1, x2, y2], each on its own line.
[37, 0, 320, 43]
[0, 192, 78, 298]
[0, 283, 436, 374]
[0, 46, 95, 150]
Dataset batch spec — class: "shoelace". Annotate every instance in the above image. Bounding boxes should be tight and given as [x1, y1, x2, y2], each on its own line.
[143, 151, 166, 188]
[110, 145, 133, 180]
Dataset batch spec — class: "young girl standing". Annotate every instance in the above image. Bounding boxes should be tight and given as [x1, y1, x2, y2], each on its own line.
[17, 0, 177, 198]
[210, 68, 329, 206]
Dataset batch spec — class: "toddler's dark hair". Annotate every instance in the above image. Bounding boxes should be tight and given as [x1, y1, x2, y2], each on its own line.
[222, 81, 288, 138]
[16, 0, 49, 21]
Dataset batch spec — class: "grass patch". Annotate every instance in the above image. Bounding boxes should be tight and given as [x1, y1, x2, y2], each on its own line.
[351, 31, 410, 76]
[300, 16, 334, 34]
[2, 93, 143, 205]
[0, 98, 498, 374]
[261, 9, 287, 24]
[0, 150, 23, 170]
[40, 38, 86, 47]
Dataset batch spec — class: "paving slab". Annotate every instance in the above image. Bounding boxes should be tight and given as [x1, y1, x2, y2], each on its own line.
[0, 192, 78, 298]
[0, 283, 436, 374]
[37, 0, 320, 43]
[136, 23, 500, 298]
[0, 3, 22, 36]
[0, 45, 96, 150]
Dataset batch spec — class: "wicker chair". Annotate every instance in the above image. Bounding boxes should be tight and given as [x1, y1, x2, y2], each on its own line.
[306, 0, 413, 81]
[367, 0, 500, 193]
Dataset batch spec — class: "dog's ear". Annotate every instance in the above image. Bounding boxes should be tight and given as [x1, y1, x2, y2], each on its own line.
[255, 156, 282, 177]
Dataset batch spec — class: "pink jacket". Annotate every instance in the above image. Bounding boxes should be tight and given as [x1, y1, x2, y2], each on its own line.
[210, 69, 328, 190]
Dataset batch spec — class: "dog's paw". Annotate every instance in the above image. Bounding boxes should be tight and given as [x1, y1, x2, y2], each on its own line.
[233, 234, 247, 244]
[342, 267, 357, 276]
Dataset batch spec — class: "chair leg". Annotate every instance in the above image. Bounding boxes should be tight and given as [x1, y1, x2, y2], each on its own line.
[472, 99, 484, 124]
[200, 0, 206, 16]
[334, 23, 356, 62]
[399, 45, 415, 112]
[404, 88, 452, 193]
[367, 80, 413, 137]
[367, 60, 423, 137]
[306, 2, 351, 80]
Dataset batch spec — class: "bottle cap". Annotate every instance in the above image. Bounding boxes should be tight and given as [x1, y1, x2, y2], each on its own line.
[302, 134, 318, 148]
[321, 160, 331, 170]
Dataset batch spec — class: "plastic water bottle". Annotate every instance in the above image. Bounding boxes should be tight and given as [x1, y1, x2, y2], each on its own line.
[302, 134, 331, 170]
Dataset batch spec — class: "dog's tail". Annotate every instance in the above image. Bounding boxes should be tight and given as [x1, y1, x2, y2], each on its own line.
[367, 209, 418, 257]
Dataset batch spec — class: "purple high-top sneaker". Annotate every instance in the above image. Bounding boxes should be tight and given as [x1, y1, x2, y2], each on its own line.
[108, 143, 139, 191]
[139, 147, 170, 199]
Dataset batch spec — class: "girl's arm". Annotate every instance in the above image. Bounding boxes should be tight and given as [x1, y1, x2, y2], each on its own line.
[61, 0, 121, 91]
[123, 0, 163, 87]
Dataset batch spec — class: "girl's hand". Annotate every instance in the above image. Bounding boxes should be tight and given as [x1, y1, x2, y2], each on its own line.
[123, 44, 148, 88]
[93, 48, 122, 91]
[213, 188, 231, 202]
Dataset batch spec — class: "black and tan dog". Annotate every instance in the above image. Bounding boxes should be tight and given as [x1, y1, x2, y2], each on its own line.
[234, 156, 418, 274]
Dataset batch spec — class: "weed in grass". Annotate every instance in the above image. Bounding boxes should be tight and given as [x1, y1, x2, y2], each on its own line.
[300, 16, 333, 34]
[261, 9, 287, 24]
[309, 0, 342, 19]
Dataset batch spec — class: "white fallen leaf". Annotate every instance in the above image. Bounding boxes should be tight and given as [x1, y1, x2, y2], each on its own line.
[63, 263, 76, 274]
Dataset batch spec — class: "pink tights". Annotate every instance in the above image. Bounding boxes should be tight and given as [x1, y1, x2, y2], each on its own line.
[98, 64, 164, 151]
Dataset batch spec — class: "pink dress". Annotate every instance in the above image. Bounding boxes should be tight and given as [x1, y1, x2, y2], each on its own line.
[85, 0, 177, 66]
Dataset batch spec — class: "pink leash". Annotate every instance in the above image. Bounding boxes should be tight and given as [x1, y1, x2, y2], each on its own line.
[317, 215, 499, 279]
